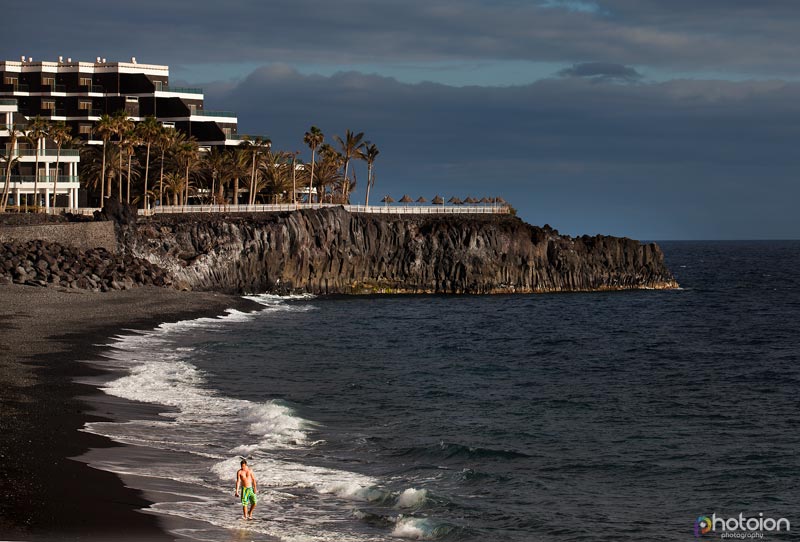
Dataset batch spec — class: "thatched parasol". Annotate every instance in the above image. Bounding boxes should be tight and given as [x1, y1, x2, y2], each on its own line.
[447, 196, 458, 204]
[399, 194, 413, 203]
[451, 197, 464, 205]
[464, 196, 477, 204]
[416, 196, 428, 203]
[495, 196, 506, 204]
[381, 195, 395, 205]
[431, 195, 444, 205]
[479, 197, 491, 204]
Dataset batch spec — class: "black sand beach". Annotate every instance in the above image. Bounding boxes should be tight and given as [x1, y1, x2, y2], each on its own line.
[0, 284, 260, 541]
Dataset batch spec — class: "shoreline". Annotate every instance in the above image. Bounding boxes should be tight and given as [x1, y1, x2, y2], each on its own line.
[0, 284, 262, 541]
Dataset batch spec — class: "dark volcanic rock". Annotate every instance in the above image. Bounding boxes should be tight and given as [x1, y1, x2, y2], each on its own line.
[125, 207, 678, 294]
[0, 239, 172, 292]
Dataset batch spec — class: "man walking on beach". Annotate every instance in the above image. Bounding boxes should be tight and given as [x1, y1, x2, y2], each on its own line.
[234, 459, 258, 520]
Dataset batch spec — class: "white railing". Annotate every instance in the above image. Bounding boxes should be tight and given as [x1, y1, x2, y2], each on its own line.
[139, 203, 509, 216]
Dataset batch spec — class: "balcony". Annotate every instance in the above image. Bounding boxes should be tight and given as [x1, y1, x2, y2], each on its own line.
[8, 175, 79, 184]
[78, 108, 103, 116]
[227, 134, 269, 141]
[42, 84, 67, 93]
[1, 83, 30, 92]
[193, 110, 237, 118]
[41, 109, 67, 117]
[0, 98, 17, 106]
[79, 84, 105, 93]
[12, 149, 81, 157]
[163, 86, 203, 94]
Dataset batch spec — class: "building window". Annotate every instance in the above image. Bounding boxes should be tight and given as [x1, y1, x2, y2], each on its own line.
[79, 124, 92, 135]
[42, 100, 56, 110]
[4, 76, 18, 87]
[154, 80, 163, 91]
[80, 77, 92, 87]
[125, 96, 139, 103]
[79, 100, 92, 110]
[188, 104, 197, 114]
[223, 127, 232, 138]
[42, 76, 55, 88]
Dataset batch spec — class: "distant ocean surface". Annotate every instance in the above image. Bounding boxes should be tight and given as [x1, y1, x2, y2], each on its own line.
[84, 241, 800, 541]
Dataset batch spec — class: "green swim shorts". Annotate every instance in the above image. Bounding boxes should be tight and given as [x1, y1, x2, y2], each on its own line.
[241, 486, 257, 507]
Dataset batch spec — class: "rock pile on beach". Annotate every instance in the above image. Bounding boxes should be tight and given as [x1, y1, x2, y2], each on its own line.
[0, 239, 171, 291]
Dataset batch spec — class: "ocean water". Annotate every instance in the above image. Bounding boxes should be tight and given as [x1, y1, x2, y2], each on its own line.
[83, 241, 800, 541]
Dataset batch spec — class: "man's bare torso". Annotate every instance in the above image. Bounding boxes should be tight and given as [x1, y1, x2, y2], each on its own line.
[237, 467, 254, 488]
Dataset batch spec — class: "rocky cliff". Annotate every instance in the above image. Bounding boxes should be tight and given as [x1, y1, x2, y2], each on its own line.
[122, 207, 677, 294]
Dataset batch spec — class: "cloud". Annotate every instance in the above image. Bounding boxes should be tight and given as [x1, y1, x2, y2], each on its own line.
[203, 65, 800, 239]
[4, 1, 800, 77]
[558, 62, 642, 82]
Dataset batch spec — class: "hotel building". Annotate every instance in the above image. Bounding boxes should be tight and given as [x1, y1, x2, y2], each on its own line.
[1, 55, 246, 208]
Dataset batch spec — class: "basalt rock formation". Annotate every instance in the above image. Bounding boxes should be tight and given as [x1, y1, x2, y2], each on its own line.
[122, 207, 678, 294]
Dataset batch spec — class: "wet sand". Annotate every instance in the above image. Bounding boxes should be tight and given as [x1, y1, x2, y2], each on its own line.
[0, 284, 261, 541]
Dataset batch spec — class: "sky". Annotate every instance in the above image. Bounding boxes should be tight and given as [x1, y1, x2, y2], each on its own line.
[5, 0, 800, 239]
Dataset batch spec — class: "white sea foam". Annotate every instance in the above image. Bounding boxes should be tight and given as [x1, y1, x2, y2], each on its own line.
[391, 517, 452, 540]
[396, 488, 428, 509]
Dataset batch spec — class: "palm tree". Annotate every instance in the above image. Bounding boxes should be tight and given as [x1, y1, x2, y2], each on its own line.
[358, 141, 380, 207]
[112, 111, 134, 200]
[48, 121, 73, 210]
[202, 146, 228, 204]
[303, 126, 324, 203]
[169, 133, 200, 205]
[317, 144, 343, 202]
[94, 113, 116, 204]
[26, 116, 50, 210]
[122, 128, 141, 204]
[239, 136, 272, 205]
[258, 150, 293, 202]
[313, 151, 345, 202]
[156, 127, 175, 207]
[333, 129, 365, 201]
[80, 145, 121, 202]
[135, 116, 162, 210]
[1, 123, 22, 212]
[223, 147, 249, 205]
[162, 172, 187, 206]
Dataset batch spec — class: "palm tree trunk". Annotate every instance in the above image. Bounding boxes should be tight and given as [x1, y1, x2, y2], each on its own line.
[118, 149, 123, 200]
[184, 164, 190, 206]
[33, 145, 40, 211]
[2, 150, 14, 211]
[210, 174, 216, 208]
[126, 154, 132, 203]
[159, 149, 165, 207]
[100, 141, 106, 205]
[309, 149, 316, 204]
[143, 143, 151, 210]
[249, 154, 256, 205]
[342, 160, 349, 201]
[234, 177, 239, 206]
[52, 146, 62, 212]
[365, 164, 372, 206]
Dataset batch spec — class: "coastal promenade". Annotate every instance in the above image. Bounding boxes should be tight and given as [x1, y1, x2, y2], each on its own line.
[53, 202, 511, 216]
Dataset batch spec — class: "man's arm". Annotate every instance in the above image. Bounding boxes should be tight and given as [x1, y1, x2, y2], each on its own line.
[235, 470, 241, 495]
[253, 472, 258, 493]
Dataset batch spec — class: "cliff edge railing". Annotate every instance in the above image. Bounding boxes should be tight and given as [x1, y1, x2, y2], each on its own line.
[46, 203, 511, 217]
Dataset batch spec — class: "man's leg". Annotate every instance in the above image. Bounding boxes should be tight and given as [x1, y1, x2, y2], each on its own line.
[242, 504, 248, 519]
[248, 501, 256, 519]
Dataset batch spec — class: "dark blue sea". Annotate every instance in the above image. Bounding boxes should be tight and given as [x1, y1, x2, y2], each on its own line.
[84, 241, 800, 541]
